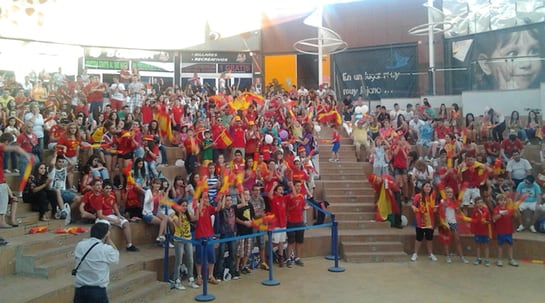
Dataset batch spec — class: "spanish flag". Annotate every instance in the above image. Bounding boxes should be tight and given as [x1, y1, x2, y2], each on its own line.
[154, 111, 175, 143]
[19, 157, 35, 192]
[217, 130, 232, 147]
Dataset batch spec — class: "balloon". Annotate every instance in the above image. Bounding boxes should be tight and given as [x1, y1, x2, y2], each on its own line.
[279, 130, 288, 140]
[265, 134, 273, 144]
[314, 125, 321, 133]
[401, 215, 408, 227]
[361, 105, 369, 114]
[355, 106, 363, 114]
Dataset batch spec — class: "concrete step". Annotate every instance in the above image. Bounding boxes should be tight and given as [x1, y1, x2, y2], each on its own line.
[332, 211, 375, 221]
[34, 257, 73, 279]
[319, 180, 367, 187]
[157, 165, 187, 182]
[108, 270, 158, 299]
[341, 241, 404, 254]
[326, 195, 375, 204]
[17, 231, 84, 256]
[319, 172, 364, 180]
[338, 220, 391, 230]
[328, 202, 376, 213]
[323, 188, 375, 196]
[343, 251, 408, 263]
[319, 167, 367, 175]
[112, 280, 168, 303]
[339, 230, 412, 243]
[31, 245, 75, 267]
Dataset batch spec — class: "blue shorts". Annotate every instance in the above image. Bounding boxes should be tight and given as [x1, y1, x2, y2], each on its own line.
[474, 235, 490, 244]
[332, 142, 340, 153]
[497, 234, 513, 246]
[195, 237, 216, 264]
[61, 190, 76, 203]
[142, 214, 156, 224]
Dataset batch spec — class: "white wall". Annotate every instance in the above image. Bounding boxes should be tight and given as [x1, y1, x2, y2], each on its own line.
[462, 89, 542, 118]
[381, 95, 462, 111]
[378, 88, 544, 120]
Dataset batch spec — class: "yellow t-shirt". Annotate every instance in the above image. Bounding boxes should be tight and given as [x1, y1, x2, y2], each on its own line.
[173, 214, 192, 240]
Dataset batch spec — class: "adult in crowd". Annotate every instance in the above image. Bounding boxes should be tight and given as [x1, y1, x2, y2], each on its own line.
[73, 222, 119, 303]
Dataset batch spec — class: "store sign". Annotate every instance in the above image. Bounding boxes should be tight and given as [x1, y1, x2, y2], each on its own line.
[333, 44, 418, 99]
[84, 59, 129, 70]
[183, 52, 250, 64]
[218, 63, 252, 73]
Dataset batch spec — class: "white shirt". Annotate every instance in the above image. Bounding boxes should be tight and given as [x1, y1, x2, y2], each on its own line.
[506, 158, 531, 180]
[109, 83, 126, 101]
[74, 237, 119, 288]
[49, 166, 67, 191]
[24, 112, 45, 138]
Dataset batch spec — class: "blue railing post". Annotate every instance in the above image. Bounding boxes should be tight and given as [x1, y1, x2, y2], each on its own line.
[195, 238, 215, 301]
[325, 214, 337, 260]
[162, 205, 170, 282]
[261, 229, 280, 286]
[328, 215, 345, 272]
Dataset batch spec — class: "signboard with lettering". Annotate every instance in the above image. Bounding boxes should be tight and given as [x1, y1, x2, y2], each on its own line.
[84, 59, 130, 70]
[181, 63, 217, 73]
[218, 63, 252, 73]
[333, 44, 418, 99]
[182, 52, 251, 64]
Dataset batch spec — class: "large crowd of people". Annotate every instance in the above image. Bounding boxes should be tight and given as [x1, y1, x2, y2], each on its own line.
[1, 66, 545, 287]
[0, 68, 342, 287]
[344, 96, 545, 266]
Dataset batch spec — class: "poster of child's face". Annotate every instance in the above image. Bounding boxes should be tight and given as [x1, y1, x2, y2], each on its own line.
[473, 24, 545, 90]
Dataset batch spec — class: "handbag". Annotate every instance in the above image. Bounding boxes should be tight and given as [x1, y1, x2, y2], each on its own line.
[72, 242, 100, 276]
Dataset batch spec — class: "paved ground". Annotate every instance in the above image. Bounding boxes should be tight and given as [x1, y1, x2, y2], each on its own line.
[157, 256, 544, 303]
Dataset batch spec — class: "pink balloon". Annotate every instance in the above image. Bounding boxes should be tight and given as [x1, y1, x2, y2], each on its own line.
[279, 130, 288, 140]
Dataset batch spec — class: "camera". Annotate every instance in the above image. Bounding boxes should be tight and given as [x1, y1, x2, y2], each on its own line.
[71, 269, 77, 276]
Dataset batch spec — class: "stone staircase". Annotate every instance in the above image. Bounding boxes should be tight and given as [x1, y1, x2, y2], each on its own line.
[317, 127, 409, 263]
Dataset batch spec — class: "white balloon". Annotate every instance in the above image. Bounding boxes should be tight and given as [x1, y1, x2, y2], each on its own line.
[361, 105, 369, 114]
[314, 125, 321, 133]
[265, 134, 273, 144]
[401, 215, 408, 227]
[355, 106, 363, 114]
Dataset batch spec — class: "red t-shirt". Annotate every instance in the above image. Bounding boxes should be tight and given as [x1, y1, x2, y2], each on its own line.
[270, 195, 287, 227]
[332, 131, 340, 143]
[484, 140, 500, 156]
[183, 137, 199, 155]
[144, 145, 159, 162]
[500, 138, 523, 157]
[57, 136, 80, 157]
[194, 205, 216, 239]
[287, 193, 305, 223]
[471, 205, 491, 236]
[141, 104, 153, 125]
[84, 83, 104, 103]
[82, 191, 104, 213]
[434, 125, 449, 140]
[230, 126, 245, 148]
[392, 145, 408, 169]
[493, 205, 514, 235]
[101, 192, 116, 216]
[17, 133, 38, 153]
[171, 105, 184, 126]
[212, 124, 229, 149]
